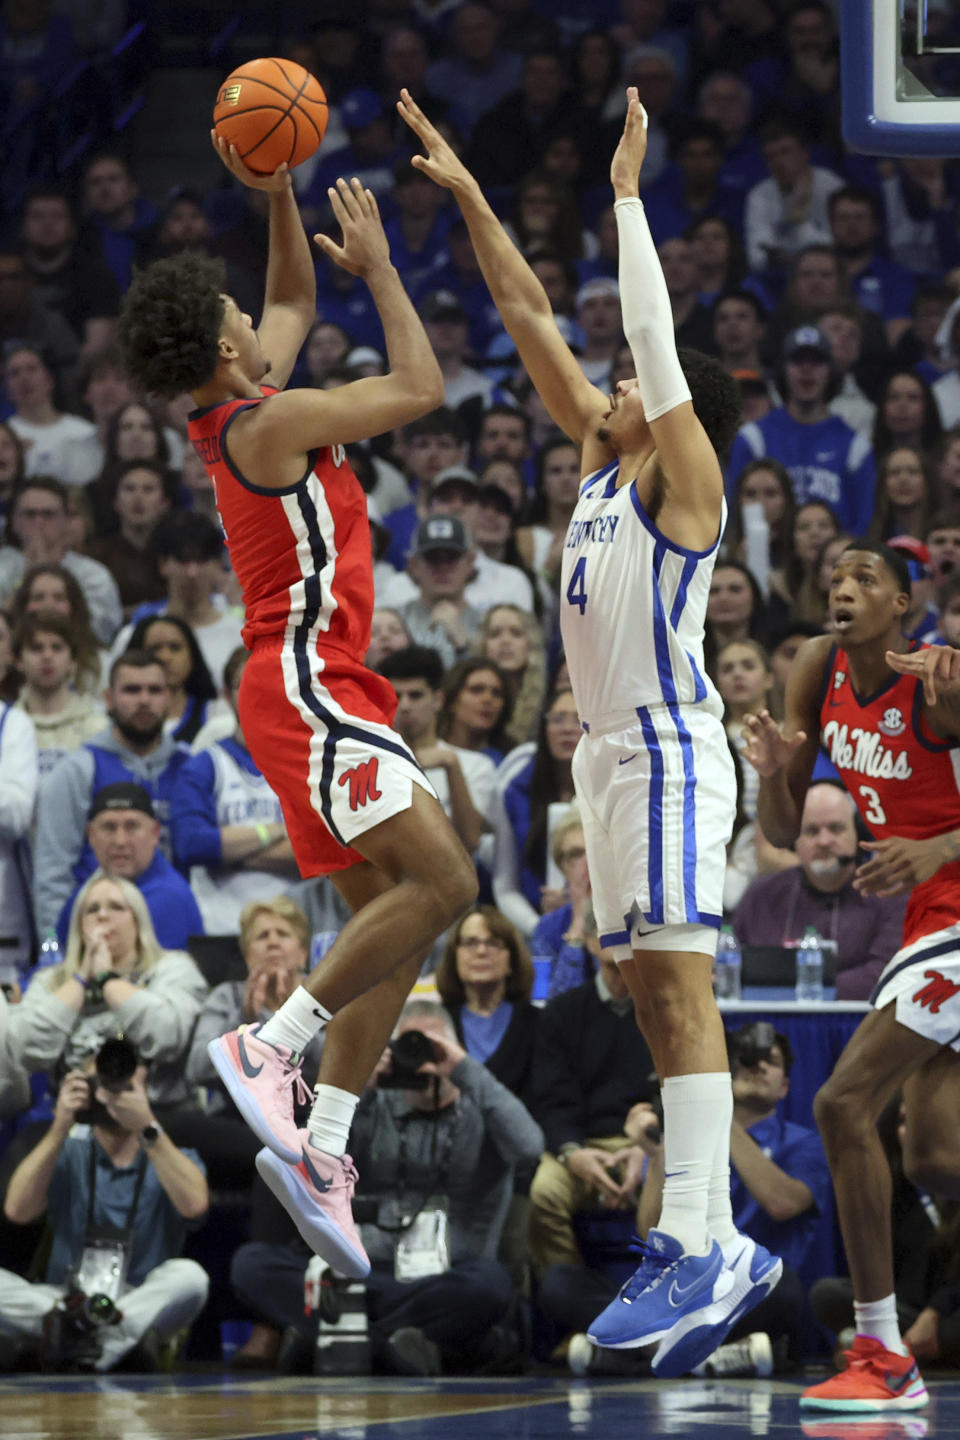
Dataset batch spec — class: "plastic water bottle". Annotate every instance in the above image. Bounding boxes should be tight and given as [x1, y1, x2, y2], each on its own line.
[795, 927, 825, 1003]
[38, 929, 60, 970]
[713, 927, 742, 1001]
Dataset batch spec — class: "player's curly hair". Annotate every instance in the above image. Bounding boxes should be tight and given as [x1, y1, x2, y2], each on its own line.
[677, 347, 743, 463]
[117, 250, 227, 398]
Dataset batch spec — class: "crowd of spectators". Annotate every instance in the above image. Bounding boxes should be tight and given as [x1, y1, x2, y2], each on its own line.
[1, 0, 960, 1381]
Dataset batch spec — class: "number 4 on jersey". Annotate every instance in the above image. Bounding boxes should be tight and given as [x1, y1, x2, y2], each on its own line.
[566, 556, 588, 614]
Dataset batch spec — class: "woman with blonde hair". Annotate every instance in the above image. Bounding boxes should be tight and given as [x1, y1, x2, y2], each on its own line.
[13, 872, 207, 1108]
[435, 904, 538, 1103]
[478, 604, 547, 749]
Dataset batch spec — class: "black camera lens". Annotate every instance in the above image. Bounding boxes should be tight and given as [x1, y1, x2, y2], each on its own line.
[95, 1037, 138, 1091]
[390, 1030, 435, 1071]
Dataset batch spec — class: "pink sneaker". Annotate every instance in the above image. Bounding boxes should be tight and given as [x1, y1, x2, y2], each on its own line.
[207, 1025, 308, 1164]
[255, 1132, 370, 1280]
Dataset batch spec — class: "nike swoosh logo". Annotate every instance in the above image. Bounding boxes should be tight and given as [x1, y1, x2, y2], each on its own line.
[237, 1032, 264, 1079]
[884, 1362, 919, 1393]
[668, 1272, 710, 1307]
[664, 1171, 685, 1179]
[300, 1148, 332, 1193]
[618, 754, 638, 766]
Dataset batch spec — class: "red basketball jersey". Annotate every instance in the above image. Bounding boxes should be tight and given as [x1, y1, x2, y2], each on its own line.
[819, 643, 960, 946]
[187, 387, 374, 654]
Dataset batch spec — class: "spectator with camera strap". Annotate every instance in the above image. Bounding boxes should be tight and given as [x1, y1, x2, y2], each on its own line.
[229, 1000, 543, 1377]
[0, 1046, 208, 1372]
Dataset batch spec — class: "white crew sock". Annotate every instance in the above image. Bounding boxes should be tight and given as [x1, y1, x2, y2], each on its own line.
[657, 1072, 734, 1257]
[257, 985, 331, 1054]
[307, 1083, 360, 1159]
[854, 1295, 907, 1355]
[705, 1080, 738, 1254]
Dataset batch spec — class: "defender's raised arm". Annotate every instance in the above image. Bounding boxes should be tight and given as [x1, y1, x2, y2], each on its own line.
[397, 88, 602, 445]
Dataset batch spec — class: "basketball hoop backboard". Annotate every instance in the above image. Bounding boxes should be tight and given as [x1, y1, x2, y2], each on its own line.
[841, 0, 960, 154]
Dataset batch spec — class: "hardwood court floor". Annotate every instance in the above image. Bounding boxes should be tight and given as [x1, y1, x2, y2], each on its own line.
[0, 1371, 956, 1440]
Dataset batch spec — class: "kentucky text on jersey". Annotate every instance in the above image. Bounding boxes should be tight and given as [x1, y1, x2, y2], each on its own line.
[822, 722, 914, 781]
[565, 514, 621, 547]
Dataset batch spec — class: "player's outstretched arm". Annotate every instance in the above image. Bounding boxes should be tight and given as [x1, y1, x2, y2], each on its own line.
[611, 89, 722, 538]
[230, 178, 442, 472]
[397, 88, 603, 445]
[211, 134, 316, 390]
[743, 636, 831, 848]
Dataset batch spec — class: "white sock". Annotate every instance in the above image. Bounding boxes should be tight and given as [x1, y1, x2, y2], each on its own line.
[307, 1083, 359, 1159]
[257, 985, 331, 1054]
[854, 1295, 907, 1355]
[705, 1079, 738, 1254]
[657, 1072, 733, 1257]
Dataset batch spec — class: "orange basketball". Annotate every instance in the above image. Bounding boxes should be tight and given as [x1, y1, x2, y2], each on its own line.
[213, 58, 328, 175]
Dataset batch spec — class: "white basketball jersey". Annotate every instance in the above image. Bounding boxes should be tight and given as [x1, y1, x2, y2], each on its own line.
[190, 741, 289, 934]
[559, 460, 725, 727]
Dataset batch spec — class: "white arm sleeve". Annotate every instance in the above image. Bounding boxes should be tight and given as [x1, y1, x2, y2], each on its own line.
[614, 197, 691, 422]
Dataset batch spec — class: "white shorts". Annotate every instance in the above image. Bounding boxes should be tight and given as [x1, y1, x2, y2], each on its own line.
[871, 921, 960, 1050]
[572, 704, 736, 962]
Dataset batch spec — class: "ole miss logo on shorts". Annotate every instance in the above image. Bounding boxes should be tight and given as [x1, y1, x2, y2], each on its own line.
[912, 969, 960, 1014]
[338, 757, 382, 811]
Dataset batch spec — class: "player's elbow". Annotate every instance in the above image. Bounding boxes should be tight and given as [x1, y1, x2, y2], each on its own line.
[405, 365, 444, 416]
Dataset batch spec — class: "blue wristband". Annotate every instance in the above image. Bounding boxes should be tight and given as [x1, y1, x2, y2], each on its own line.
[74, 973, 87, 988]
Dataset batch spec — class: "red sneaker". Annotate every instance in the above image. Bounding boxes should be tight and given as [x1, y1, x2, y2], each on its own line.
[800, 1336, 928, 1412]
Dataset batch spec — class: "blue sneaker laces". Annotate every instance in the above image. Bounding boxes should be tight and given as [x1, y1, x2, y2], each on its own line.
[620, 1236, 676, 1304]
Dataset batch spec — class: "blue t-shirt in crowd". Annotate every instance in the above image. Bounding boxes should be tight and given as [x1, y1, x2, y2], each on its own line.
[460, 1000, 514, 1064]
[727, 408, 876, 536]
[731, 1110, 831, 1272]
[850, 257, 916, 322]
[56, 849, 204, 951]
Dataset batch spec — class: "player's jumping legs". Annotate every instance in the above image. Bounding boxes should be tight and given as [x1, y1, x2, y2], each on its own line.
[210, 787, 475, 1159]
[801, 1004, 938, 1411]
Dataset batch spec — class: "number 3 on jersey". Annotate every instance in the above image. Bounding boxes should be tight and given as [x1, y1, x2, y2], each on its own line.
[859, 784, 887, 827]
[566, 556, 588, 615]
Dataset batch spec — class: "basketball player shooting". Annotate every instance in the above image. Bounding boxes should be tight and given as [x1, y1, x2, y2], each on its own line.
[398, 85, 779, 1375]
[743, 545, 960, 1411]
[118, 137, 477, 1279]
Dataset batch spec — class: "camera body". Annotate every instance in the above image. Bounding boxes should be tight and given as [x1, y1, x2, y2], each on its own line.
[728, 1021, 780, 1071]
[377, 1029, 436, 1091]
[73, 1036, 140, 1125]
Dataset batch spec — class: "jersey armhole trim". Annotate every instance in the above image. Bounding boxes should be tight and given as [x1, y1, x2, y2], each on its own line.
[220, 402, 321, 497]
[816, 643, 838, 713]
[628, 482, 723, 558]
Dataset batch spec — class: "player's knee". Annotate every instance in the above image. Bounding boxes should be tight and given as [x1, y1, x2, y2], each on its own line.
[433, 850, 478, 925]
[813, 1074, 868, 1136]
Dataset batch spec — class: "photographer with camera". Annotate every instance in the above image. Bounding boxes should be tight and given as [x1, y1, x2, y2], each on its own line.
[560, 1022, 831, 1378]
[230, 999, 543, 1377]
[0, 1041, 208, 1371]
[10, 872, 207, 1112]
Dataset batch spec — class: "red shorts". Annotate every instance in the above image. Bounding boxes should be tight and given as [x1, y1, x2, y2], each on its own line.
[239, 638, 436, 876]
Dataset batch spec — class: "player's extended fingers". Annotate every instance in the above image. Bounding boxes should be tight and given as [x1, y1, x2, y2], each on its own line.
[327, 183, 353, 230]
[334, 176, 361, 220]
[397, 87, 431, 133]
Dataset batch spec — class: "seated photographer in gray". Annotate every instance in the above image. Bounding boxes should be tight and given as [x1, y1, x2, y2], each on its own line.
[11, 873, 208, 1114]
[0, 1042, 208, 1371]
[229, 999, 544, 1377]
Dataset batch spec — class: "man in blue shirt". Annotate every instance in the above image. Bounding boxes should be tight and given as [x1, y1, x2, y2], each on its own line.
[56, 783, 203, 950]
[0, 1054, 208, 1370]
[828, 187, 916, 348]
[727, 326, 876, 534]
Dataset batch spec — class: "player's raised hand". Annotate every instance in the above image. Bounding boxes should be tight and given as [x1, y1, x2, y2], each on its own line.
[610, 86, 648, 199]
[314, 177, 390, 279]
[210, 131, 292, 191]
[886, 645, 960, 708]
[741, 709, 807, 778]
[396, 89, 475, 194]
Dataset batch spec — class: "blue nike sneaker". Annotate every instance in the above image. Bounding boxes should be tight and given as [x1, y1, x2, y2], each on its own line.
[587, 1230, 732, 1350]
[651, 1233, 783, 1378]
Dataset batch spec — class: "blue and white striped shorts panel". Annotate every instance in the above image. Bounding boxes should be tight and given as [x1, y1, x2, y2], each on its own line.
[572, 705, 736, 954]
